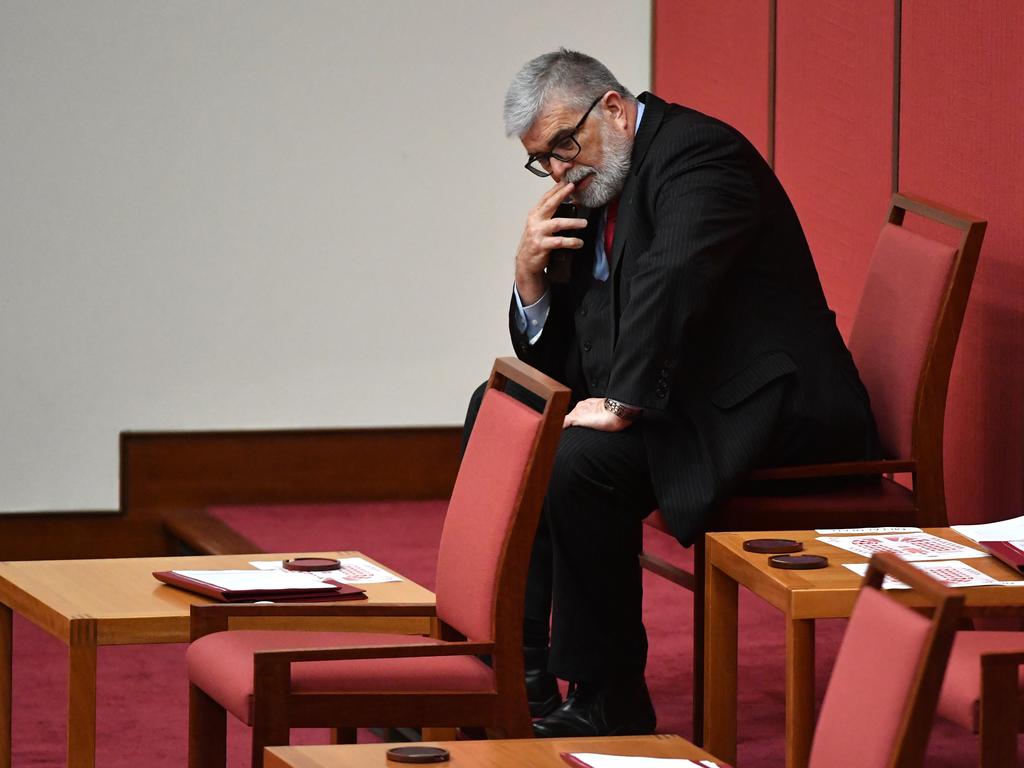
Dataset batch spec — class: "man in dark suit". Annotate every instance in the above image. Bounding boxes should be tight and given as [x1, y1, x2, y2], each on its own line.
[489, 49, 877, 737]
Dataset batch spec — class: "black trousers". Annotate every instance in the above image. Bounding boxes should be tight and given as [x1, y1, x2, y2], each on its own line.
[463, 382, 657, 684]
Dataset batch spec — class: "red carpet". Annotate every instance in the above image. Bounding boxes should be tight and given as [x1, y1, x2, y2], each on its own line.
[9, 502, 1011, 765]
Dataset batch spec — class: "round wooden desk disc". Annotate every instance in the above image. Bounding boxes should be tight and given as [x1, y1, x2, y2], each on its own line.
[769, 554, 829, 570]
[386, 746, 451, 763]
[743, 538, 803, 554]
[282, 557, 340, 572]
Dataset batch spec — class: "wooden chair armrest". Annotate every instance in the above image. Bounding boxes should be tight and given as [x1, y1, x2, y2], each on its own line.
[254, 640, 494, 665]
[749, 459, 916, 482]
[190, 602, 437, 639]
[981, 650, 1024, 668]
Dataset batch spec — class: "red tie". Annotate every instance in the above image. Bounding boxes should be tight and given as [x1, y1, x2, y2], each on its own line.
[603, 198, 619, 256]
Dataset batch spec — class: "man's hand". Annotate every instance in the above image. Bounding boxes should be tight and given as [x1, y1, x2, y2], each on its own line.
[515, 182, 588, 305]
[563, 398, 633, 432]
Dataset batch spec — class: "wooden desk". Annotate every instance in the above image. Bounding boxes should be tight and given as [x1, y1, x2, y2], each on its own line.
[0, 551, 435, 768]
[265, 734, 725, 767]
[703, 528, 1024, 768]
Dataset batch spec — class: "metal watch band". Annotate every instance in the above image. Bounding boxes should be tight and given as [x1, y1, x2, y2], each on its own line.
[604, 397, 642, 421]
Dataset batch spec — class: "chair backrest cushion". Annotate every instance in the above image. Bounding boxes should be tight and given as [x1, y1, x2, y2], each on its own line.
[434, 387, 543, 641]
[809, 586, 933, 768]
[848, 223, 957, 458]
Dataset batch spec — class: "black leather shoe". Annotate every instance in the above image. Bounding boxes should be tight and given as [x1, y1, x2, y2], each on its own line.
[532, 679, 656, 738]
[524, 646, 562, 718]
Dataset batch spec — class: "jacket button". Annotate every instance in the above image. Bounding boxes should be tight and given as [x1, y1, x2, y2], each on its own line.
[583, 341, 592, 352]
[580, 306, 588, 316]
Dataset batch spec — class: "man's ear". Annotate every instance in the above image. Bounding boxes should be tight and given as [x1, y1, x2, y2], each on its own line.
[601, 91, 630, 133]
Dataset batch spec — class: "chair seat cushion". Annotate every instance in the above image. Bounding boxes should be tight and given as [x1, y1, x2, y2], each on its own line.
[187, 630, 496, 723]
[937, 631, 1024, 732]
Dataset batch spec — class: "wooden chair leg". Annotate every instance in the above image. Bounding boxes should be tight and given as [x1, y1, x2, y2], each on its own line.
[979, 654, 1021, 768]
[251, 720, 289, 768]
[188, 684, 226, 768]
[692, 539, 706, 745]
[251, 658, 291, 768]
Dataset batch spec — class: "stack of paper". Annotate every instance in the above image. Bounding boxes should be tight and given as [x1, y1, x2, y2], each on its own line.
[816, 532, 986, 561]
[249, 556, 401, 584]
[952, 514, 1024, 574]
[561, 754, 723, 768]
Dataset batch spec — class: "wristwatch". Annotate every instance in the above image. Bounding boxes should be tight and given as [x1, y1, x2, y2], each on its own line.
[604, 398, 642, 421]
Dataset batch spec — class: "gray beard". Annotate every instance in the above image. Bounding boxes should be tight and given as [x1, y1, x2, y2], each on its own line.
[565, 120, 632, 208]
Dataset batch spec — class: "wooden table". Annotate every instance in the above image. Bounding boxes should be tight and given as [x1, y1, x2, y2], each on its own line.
[703, 528, 1024, 768]
[265, 734, 725, 767]
[0, 551, 435, 768]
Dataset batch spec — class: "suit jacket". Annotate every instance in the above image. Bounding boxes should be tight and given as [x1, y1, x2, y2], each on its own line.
[510, 93, 878, 544]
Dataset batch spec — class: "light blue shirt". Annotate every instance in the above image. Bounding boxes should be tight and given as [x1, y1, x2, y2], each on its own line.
[514, 100, 645, 343]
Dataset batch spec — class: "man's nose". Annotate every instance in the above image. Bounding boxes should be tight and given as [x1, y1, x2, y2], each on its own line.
[549, 156, 572, 182]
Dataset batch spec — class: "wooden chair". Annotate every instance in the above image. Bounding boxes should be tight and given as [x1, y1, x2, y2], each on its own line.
[807, 552, 964, 768]
[639, 192, 987, 738]
[936, 631, 1024, 767]
[185, 357, 570, 767]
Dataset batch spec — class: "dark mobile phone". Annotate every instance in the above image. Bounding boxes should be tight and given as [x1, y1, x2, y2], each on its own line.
[547, 201, 578, 284]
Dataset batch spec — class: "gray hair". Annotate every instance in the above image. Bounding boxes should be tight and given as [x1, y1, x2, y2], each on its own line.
[504, 48, 634, 137]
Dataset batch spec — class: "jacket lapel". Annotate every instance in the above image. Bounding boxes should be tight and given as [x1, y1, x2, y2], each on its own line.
[609, 92, 666, 276]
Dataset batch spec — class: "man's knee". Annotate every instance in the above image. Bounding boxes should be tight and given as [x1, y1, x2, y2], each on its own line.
[548, 432, 617, 506]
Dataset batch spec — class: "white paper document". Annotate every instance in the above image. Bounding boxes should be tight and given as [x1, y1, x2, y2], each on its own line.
[843, 560, 1024, 589]
[817, 532, 987, 561]
[815, 526, 922, 535]
[952, 514, 1024, 545]
[249, 557, 401, 584]
[566, 754, 719, 768]
[171, 569, 336, 592]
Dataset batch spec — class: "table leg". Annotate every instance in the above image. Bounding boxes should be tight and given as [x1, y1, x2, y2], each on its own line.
[67, 618, 97, 768]
[785, 618, 815, 768]
[1, 605, 11, 768]
[703, 560, 738, 765]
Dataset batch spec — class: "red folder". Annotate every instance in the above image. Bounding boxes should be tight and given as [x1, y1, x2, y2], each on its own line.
[980, 541, 1024, 575]
[153, 570, 367, 603]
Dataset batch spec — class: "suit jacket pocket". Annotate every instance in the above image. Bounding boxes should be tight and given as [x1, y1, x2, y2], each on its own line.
[710, 351, 798, 410]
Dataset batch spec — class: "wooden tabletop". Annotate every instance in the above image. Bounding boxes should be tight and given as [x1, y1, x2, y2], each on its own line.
[706, 528, 1024, 619]
[265, 735, 724, 768]
[0, 551, 435, 645]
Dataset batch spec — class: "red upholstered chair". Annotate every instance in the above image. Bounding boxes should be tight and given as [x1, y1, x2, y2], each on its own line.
[639, 192, 987, 737]
[936, 631, 1024, 766]
[185, 358, 570, 768]
[807, 552, 964, 768]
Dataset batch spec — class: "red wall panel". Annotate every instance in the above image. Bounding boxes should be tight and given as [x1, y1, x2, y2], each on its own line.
[653, 0, 771, 158]
[900, 0, 1024, 524]
[773, 0, 895, 336]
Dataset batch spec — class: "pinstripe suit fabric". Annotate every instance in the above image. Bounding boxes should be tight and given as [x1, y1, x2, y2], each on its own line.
[510, 93, 877, 547]
[503, 93, 877, 682]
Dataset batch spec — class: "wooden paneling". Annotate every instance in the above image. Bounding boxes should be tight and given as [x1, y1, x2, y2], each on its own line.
[774, 0, 896, 337]
[654, 1, 1022, 527]
[898, 0, 1024, 524]
[121, 427, 462, 515]
[653, 0, 773, 159]
[0, 427, 462, 561]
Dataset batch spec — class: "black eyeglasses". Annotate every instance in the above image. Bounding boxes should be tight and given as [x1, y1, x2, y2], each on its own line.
[524, 96, 603, 177]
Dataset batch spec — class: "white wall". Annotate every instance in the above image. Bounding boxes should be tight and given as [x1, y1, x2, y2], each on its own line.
[0, 1, 651, 512]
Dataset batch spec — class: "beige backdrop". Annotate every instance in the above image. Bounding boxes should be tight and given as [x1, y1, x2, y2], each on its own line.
[0, 1, 651, 511]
